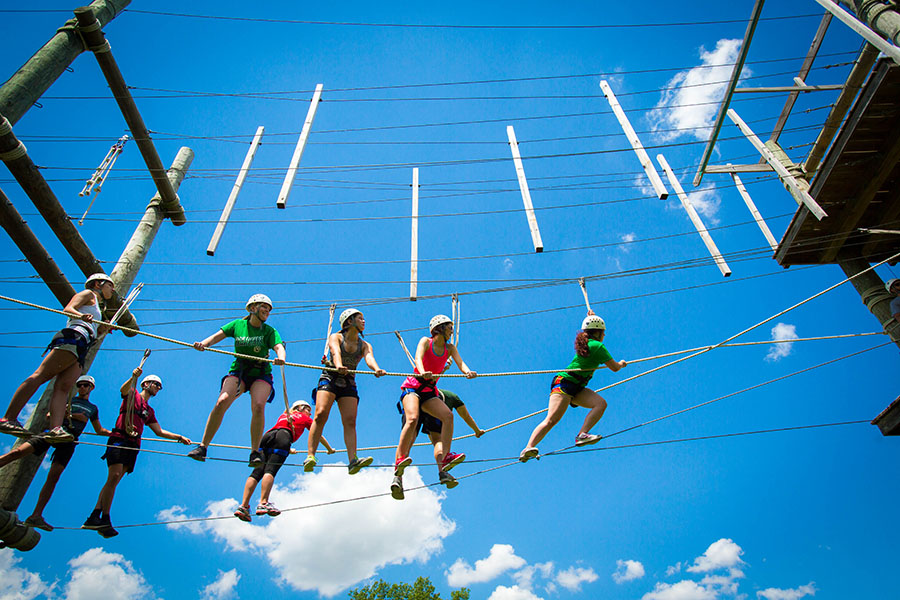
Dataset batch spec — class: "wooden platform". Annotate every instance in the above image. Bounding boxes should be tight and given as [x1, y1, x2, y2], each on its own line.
[776, 58, 900, 266]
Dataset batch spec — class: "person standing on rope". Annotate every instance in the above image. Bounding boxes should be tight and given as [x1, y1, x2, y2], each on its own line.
[83, 369, 190, 537]
[519, 310, 626, 462]
[234, 400, 336, 522]
[305, 308, 386, 474]
[392, 388, 484, 499]
[0, 274, 115, 442]
[187, 294, 286, 467]
[392, 315, 476, 500]
[0, 374, 110, 531]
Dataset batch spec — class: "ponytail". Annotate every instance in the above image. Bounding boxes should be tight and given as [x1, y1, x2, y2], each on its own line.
[574, 331, 591, 357]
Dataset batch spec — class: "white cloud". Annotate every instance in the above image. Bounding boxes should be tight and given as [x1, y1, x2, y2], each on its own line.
[648, 39, 747, 142]
[65, 548, 152, 600]
[556, 566, 598, 591]
[757, 583, 816, 600]
[688, 539, 744, 574]
[201, 569, 241, 600]
[765, 323, 799, 362]
[619, 232, 637, 253]
[613, 559, 646, 584]
[161, 466, 453, 597]
[488, 585, 543, 600]
[685, 185, 722, 223]
[447, 544, 527, 587]
[666, 562, 683, 577]
[0, 548, 53, 600]
[643, 580, 718, 600]
[503, 258, 514, 273]
[511, 562, 553, 590]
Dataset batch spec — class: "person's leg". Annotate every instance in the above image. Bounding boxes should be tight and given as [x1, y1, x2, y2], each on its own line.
[248, 379, 273, 451]
[421, 397, 453, 464]
[241, 475, 260, 508]
[525, 393, 572, 448]
[96, 463, 126, 514]
[308, 390, 336, 457]
[258, 473, 276, 504]
[427, 431, 442, 467]
[47, 362, 82, 429]
[199, 377, 242, 447]
[335, 396, 359, 460]
[395, 392, 421, 463]
[30, 460, 65, 518]
[0, 441, 35, 467]
[4, 349, 76, 421]
[571, 389, 608, 434]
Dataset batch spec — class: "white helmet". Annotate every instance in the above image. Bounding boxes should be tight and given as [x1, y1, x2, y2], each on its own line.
[246, 294, 273, 311]
[430, 314, 453, 334]
[340, 308, 362, 329]
[291, 400, 312, 412]
[886, 278, 900, 293]
[85, 273, 113, 289]
[582, 315, 606, 331]
[140, 374, 163, 390]
[76, 375, 95, 388]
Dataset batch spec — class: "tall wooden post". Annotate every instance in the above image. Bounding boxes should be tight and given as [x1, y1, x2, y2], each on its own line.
[837, 255, 900, 350]
[0, 148, 193, 511]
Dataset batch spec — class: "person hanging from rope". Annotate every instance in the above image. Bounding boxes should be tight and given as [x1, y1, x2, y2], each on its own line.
[305, 308, 386, 475]
[234, 400, 335, 522]
[187, 294, 286, 467]
[83, 369, 190, 538]
[519, 311, 627, 462]
[392, 388, 484, 500]
[391, 315, 476, 500]
[0, 375, 110, 532]
[0, 273, 115, 442]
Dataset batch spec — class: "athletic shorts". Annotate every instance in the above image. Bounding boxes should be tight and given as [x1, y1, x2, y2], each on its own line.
[24, 435, 78, 467]
[102, 436, 140, 473]
[312, 377, 359, 401]
[550, 374, 587, 405]
[397, 389, 444, 435]
[222, 371, 275, 404]
[44, 328, 93, 368]
[250, 428, 292, 481]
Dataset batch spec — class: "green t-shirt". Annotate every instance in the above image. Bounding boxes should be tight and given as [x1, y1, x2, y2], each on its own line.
[438, 389, 464, 411]
[558, 339, 612, 385]
[220, 318, 283, 375]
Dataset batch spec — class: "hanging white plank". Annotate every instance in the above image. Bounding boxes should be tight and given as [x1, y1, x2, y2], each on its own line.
[657, 154, 731, 277]
[207, 126, 265, 256]
[730, 169, 778, 252]
[277, 83, 324, 209]
[410, 167, 419, 301]
[600, 79, 669, 200]
[726, 108, 827, 220]
[506, 125, 544, 252]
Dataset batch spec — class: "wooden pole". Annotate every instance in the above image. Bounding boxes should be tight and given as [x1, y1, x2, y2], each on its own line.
[277, 84, 324, 209]
[600, 80, 668, 200]
[729, 170, 778, 252]
[506, 125, 544, 252]
[657, 154, 731, 277]
[208, 126, 265, 255]
[726, 108, 828, 220]
[410, 167, 419, 301]
[812, 0, 900, 64]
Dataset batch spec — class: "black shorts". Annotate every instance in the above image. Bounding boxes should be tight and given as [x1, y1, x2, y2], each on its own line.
[550, 375, 587, 406]
[397, 390, 445, 436]
[312, 377, 359, 401]
[222, 370, 275, 404]
[250, 428, 292, 481]
[102, 437, 141, 473]
[24, 435, 78, 468]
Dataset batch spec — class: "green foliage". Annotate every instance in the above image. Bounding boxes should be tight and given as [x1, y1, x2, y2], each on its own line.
[348, 576, 470, 600]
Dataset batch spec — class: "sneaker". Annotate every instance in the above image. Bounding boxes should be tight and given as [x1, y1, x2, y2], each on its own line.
[255, 503, 269, 516]
[439, 470, 459, 489]
[347, 456, 373, 475]
[233, 505, 252, 522]
[519, 447, 539, 462]
[187, 445, 207, 462]
[265, 502, 281, 517]
[440, 451, 466, 472]
[42, 426, 74, 444]
[574, 432, 602, 447]
[98, 525, 119, 538]
[0, 418, 29, 437]
[248, 450, 264, 468]
[24, 515, 53, 532]
[390, 475, 404, 500]
[303, 455, 317, 472]
[394, 456, 412, 477]
[82, 513, 104, 530]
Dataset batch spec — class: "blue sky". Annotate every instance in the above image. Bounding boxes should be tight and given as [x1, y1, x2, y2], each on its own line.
[2, 1, 899, 599]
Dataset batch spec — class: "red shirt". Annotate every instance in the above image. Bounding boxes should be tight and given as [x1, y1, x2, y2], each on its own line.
[269, 412, 312, 443]
[111, 390, 157, 446]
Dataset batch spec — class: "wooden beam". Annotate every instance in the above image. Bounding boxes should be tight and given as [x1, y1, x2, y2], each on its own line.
[727, 108, 827, 220]
[600, 80, 668, 200]
[730, 171, 778, 252]
[277, 84, 323, 209]
[410, 168, 419, 301]
[733, 84, 843, 93]
[811, 0, 900, 65]
[658, 154, 731, 277]
[506, 126, 544, 252]
[208, 126, 264, 256]
[706, 164, 773, 174]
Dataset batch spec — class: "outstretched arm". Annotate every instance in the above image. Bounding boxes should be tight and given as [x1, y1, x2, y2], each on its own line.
[273, 342, 286, 366]
[193, 330, 227, 351]
[90, 416, 111, 437]
[148, 422, 191, 445]
[363, 342, 386, 377]
[456, 405, 484, 437]
[605, 357, 627, 372]
[448, 343, 477, 379]
[120, 367, 141, 396]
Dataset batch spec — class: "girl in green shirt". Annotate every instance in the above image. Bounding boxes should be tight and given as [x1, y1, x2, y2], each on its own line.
[520, 311, 626, 462]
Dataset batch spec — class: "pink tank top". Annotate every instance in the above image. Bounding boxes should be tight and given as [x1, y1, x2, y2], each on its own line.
[402, 338, 449, 391]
